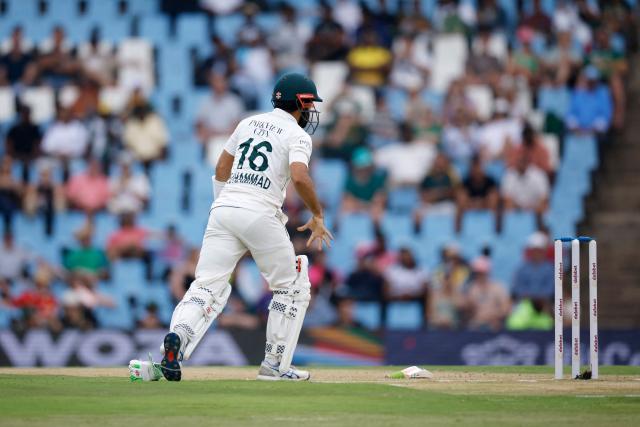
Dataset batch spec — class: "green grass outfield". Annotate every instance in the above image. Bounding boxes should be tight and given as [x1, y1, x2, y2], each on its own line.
[0, 366, 639, 427]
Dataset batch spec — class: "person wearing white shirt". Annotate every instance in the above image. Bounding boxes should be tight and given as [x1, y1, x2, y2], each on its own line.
[195, 73, 244, 161]
[374, 123, 437, 187]
[501, 155, 549, 215]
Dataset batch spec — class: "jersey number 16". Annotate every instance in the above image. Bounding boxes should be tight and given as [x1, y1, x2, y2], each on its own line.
[237, 138, 273, 172]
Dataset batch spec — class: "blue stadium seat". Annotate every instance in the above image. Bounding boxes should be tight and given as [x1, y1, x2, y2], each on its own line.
[420, 212, 455, 243]
[46, 0, 78, 21]
[502, 211, 536, 243]
[353, 302, 381, 330]
[384, 87, 408, 121]
[7, 0, 38, 20]
[461, 210, 496, 243]
[339, 214, 374, 246]
[490, 241, 524, 287]
[380, 213, 414, 250]
[213, 14, 245, 45]
[112, 260, 146, 295]
[93, 18, 130, 42]
[86, 0, 119, 21]
[255, 13, 281, 33]
[95, 292, 134, 329]
[386, 302, 423, 330]
[311, 159, 347, 211]
[139, 15, 169, 44]
[387, 187, 419, 213]
[127, 0, 159, 16]
[326, 237, 355, 276]
[176, 14, 208, 47]
[158, 44, 191, 92]
[563, 134, 598, 172]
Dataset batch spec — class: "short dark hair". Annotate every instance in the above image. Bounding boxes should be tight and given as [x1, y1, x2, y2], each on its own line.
[273, 99, 298, 113]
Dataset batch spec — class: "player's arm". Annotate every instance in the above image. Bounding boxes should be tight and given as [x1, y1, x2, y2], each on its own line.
[290, 162, 333, 250]
[213, 122, 242, 197]
[212, 149, 234, 198]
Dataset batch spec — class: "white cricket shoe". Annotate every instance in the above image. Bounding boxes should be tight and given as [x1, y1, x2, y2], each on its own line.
[256, 360, 310, 381]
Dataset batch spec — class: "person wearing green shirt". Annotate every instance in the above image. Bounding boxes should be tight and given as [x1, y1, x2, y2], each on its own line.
[63, 226, 109, 280]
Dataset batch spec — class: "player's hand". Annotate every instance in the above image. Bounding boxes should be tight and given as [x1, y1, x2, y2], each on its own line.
[297, 216, 334, 251]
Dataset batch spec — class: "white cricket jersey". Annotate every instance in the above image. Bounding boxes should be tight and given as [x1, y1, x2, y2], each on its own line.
[213, 108, 312, 214]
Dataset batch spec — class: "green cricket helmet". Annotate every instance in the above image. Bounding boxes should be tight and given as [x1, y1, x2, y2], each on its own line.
[271, 72, 323, 134]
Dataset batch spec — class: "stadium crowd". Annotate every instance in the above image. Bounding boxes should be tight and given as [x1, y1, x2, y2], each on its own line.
[0, 0, 636, 333]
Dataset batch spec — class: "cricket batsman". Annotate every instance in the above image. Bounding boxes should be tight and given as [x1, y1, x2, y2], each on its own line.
[152, 73, 331, 381]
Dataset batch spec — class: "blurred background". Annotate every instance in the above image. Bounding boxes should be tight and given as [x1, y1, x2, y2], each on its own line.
[0, 0, 639, 368]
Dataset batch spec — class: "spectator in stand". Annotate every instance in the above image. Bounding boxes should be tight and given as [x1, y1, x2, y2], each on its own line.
[508, 26, 540, 84]
[346, 29, 392, 88]
[108, 156, 151, 215]
[476, 0, 508, 31]
[505, 298, 553, 330]
[0, 232, 31, 281]
[65, 158, 110, 216]
[309, 250, 339, 297]
[195, 73, 244, 159]
[169, 247, 198, 302]
[5, 105, 41, 183]
[501, 152, 550, 217]
[466, 29, 503, 86]
[374, 123, 437, 188]
[10, 265, 61, 332]
[414, 153, 459, 230]
[520, 0, 552, 34]
[538, 69, 570, 138]
[476, 98, 522, 163]
[368, 94, 399, 147]
[462, 257, 511, 331]
[565, 65, 613, 138]
[77, 28, 116, 86]
[23, 163, 65, 237]
[106, 213, 152, 279]
[0, 156, 23, 232]
[589, 28, 628, 129]
[456, 156, 499, 228]
[60, 291, 95, 330]
[305, 250, 340, 327]
[194, 35, 238, 87]
[511, 231, 554, 301]
[341, 147, 387, 216]
[341, 250, 385, 303]
[63, 224, 109, 281]
[306, 3, 349, 62]
[42, 107, 89, 181]
[442, 107, 478, 166]
[269, 5, 312, 72]
[63, 273, 114, 323]
[0, 26, 37, 86]
[333, 0, 363, 37]
[389, 34, 430, 92]
[383, 247, 429, 326]
[137, 303, 164, 329]
[428, 244, 469, 329]
[506, 123, 552, 177]
[430, 243, 470, 295]
[36, 26, 80, 89]
[158, 224, 187, 280]
[123, 95, 168, 174]
[321, 91, 368, 162]
[544, 31, 582, 84]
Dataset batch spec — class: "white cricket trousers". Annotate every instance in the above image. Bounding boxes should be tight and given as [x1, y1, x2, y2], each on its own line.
[194, 206, 297, 293]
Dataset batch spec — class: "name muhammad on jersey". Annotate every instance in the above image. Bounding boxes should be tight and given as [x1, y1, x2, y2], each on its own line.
[227, 137, 272, 189]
